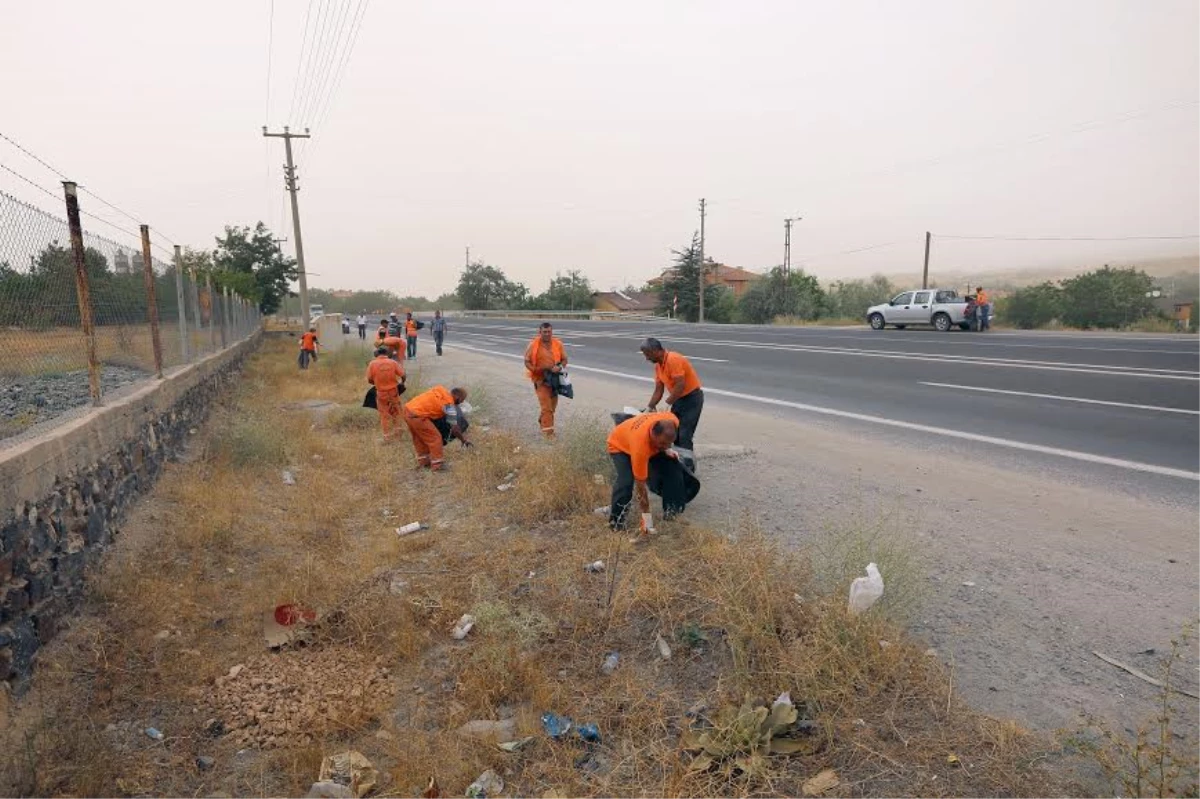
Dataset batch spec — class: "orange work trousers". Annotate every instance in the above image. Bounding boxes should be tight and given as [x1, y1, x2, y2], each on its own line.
[534, 381, 558, 437]
[405, 411, 445, 470]
[376, 388, 402, 440]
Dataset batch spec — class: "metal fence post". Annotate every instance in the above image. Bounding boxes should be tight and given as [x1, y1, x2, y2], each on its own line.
[139, 225, 164, 378]
[61, 181, 101, 405]
[173, 244, 189, 362]
[219, 286, 229, 348]
[205, 274, 217, 351]
[188, 267, 202, 356]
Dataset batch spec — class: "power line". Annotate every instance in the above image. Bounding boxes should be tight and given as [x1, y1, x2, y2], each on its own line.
[288, 0, 318, 122]
[296, 0, 354, 126]
[264, 0, 275, 122]
[299, 0, 370, 171]
[937, 234, 1200, 242]
[292, 0, 336, 124]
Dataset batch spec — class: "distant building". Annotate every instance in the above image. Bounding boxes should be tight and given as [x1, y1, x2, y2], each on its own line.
[645, 262, 763, 298]
[591, 290, 660, 314]
[1154, 296, 1195, 330]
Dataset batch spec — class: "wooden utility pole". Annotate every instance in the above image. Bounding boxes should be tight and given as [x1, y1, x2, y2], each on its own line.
[62, 181, 101, 405]
[263, 126, 312, 328]
[139, 225, 164, 378]
[922, 231, 931, 289]
[465, 245, 470, 270]
[697, 198, 707, 323]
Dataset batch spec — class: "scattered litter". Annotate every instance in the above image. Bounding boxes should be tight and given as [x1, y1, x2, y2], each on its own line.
[452, 614, 476, 640]
[503, 472, 516, 482]
[466, 769, 504, 798]
[497, 736, 535, 752]
[396, 522, 427, 536]
[774, 691, 792, 707]
[946, 753, 961, 767]
[282, 470, 296, 486]
[684, 701, 707, 718]
[144, 727, 164, 741]
[275, 604, 317, 625]
[1093, 651, 1200, 699]
[577, 722, 602, 743]
[802, 768, 841, 797]
[1138, 648, 1157, 656]
[592, 505, 610, 516]
[541, 712, 572, 739]
[584, 560, 606, 573]
[480, 426, 491, 433]
[848, 562, 884, 614]
[458, 719, 517, 740]
[496, 483, 514, 492]
[153, 629, 171, 641]
[382, 508, 394, 518]
[525, 570, 536, 579]
[196, 755, 215, 771]
[512, 447, 521, 454]
[318, 750, 378, 798]
[592, 474, 606, 485]
[601, 652, 620, 675]
[793, 593, 804, 604]
[924, 648, 938, 657]
[655, 633, 672, 660]
[264, 606, 315, 649]
[421, 776, 441, 798]
[312, 454, 323, 461]
[226, 568, 235, 574]
[388, 576, 409, 595]
[878, 640, 892, 649]
[961, 581, 976, 587]
[308, 782, 355, 799]
[852, 718, 866, 728]
[227, 664, 245, 679]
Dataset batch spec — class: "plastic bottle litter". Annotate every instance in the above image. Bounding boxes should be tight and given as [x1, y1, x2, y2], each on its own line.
[584, 560, 606, 573]
[848, 562, 884, 615]
[282, 470, 296, 486]
[601, 652, 620, 675]
[465, 769, 503, 798]
[576, 723, 602, 743]
[145, 727, 165, 741]
[541, 711, 573, 739]
[655, 633, 672, 660]
[451, 614, 476, 640]
[592, 505, 610, 516]
[396, 522, 427, 536]
[496, 483, 514, 492]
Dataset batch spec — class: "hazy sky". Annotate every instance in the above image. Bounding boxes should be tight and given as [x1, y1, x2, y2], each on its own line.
[3, 0, 1197, 298]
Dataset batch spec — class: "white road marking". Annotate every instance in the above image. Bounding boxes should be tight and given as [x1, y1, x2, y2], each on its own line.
[630, 350, 728, 362]
[920, 382, 1200, 415]
[443, 342, 1200, 481]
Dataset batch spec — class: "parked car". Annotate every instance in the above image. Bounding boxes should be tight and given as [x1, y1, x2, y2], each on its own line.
[866, 289, 971, 331]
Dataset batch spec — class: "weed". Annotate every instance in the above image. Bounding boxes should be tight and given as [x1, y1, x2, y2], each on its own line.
[210, 414, 289, 467]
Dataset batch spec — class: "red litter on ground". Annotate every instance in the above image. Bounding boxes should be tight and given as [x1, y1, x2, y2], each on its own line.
[274, 604, 317, 626]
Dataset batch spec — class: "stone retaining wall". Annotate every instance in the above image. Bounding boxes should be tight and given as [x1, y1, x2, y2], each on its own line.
[0, 334, 261, 693]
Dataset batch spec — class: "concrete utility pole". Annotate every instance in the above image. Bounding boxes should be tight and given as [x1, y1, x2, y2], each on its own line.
[173, 245, 188, 363]
[784, 217, 801, 275]
[465, 245, 470, 270]
[273, 236, 289, 323]
[697, 197, 707, 323]
[922, 231, 932, 289]
[263, 126, 312, 328]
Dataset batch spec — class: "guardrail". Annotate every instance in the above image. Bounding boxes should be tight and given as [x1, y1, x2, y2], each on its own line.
[450, 310, 677, 323]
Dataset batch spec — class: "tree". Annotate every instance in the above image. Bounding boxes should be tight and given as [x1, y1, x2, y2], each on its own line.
[456, 261, 530, 310]
[825, 275, 895, 319]
[212, 222, 296, 314]
[539, 270, 594, 310]
[1059, 266, 1155, 329]
[657, 234, 729, 322]
[1000, 282, 1063, 329]
[736, 267, 826, 324]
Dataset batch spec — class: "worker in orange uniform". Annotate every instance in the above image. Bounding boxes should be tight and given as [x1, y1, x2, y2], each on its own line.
[366, 346, 406, 440]
[404, 385, 469, 471]
[524, 322, 567, 438]
[640, 337, 704, 455]
[607, 411, 699, 536]
[382, 334, 405, 362]
[298, 327, 319, 370]
[405, 312, 420, 358]
[975, 286, 991, 331]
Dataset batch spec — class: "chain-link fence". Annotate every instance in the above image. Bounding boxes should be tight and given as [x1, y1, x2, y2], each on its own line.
[0, 187, 261, 448]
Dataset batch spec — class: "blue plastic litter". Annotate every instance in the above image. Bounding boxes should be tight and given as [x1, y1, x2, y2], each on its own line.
[541, 711, 573, 739]
[577, 722, 601, 743]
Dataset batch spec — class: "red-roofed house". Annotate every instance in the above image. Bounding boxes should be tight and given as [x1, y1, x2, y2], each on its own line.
[645, 262, 763, 298]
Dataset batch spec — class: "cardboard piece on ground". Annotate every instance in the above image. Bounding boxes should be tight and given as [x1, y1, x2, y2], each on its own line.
[263, 611, 314, 649]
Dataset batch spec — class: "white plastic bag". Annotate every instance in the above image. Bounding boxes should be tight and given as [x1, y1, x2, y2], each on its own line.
[848, 562, 884, 615]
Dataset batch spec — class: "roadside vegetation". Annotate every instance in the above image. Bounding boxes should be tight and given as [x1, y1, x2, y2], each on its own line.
[6, 339, 1194, 797]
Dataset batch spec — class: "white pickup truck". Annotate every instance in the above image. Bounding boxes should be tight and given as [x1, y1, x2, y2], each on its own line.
[866, 289, 971, 332]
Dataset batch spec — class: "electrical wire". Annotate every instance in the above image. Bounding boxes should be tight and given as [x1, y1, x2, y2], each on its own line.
[292, 0, 335, 125]
[288, 0, 318, 122]
[296, 0, 354, 126]
[936, 234, 1200, 242]
[298, 0, 370, 171]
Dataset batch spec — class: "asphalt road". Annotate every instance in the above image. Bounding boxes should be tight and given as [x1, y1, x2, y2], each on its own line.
[440, 318, 1200, 499]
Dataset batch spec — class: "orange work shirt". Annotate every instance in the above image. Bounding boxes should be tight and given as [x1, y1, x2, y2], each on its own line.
[366, 356, 405, 392]
[607, 411, 680, 481]
[405, 319, 419, 337]
[975, 290, 989, 305]
[405, 385, 455, 420]
[383, 335, 404, 353]
[655, 351, 701, 399]
[525, 337, 566, 381]
[300, 332, 318, 351]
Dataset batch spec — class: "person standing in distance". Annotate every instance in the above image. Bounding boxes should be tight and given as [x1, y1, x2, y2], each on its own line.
[431, 310, 447, 356]
[356, 311, 367, 340]
[523, 322, 567, 438]
[640, 338, 704, 454]
[405, 312, 419, 358]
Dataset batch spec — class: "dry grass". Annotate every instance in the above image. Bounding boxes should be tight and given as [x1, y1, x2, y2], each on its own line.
[1, 339, 1082, 797]
[1, 324, 247, 377]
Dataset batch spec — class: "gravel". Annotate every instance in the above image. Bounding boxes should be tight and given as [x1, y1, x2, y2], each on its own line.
[1, 365, 148, 439]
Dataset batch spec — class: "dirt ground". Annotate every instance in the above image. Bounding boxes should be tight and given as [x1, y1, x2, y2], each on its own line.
[421, 344, 1200, 742]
